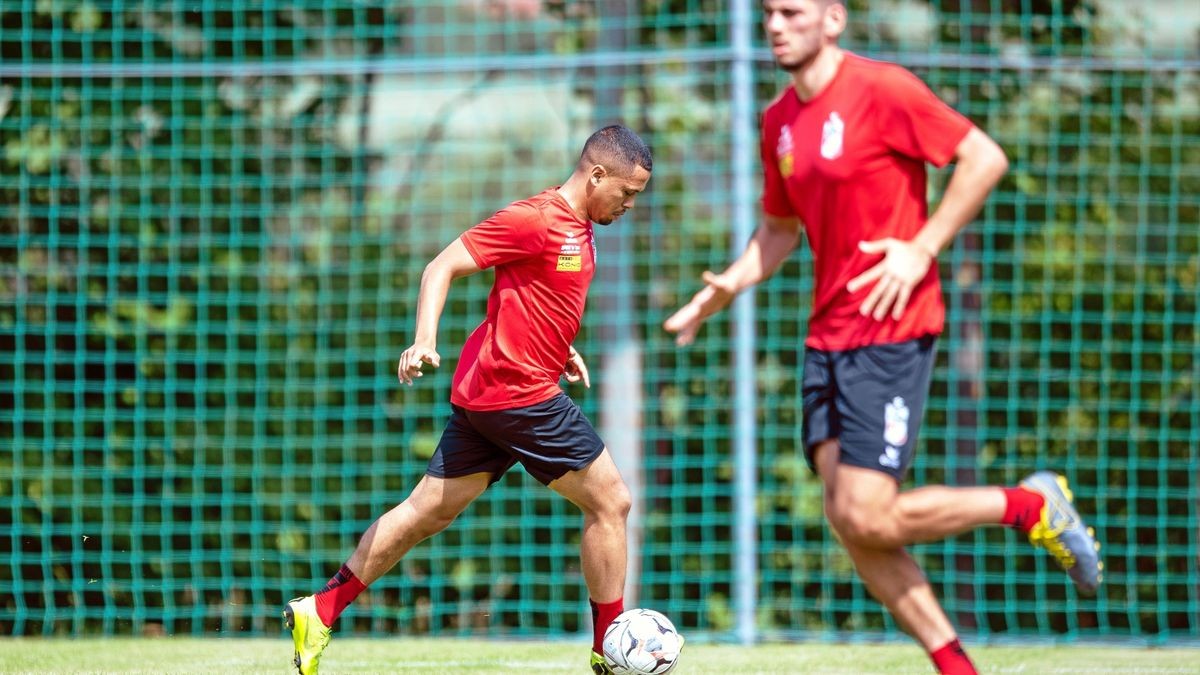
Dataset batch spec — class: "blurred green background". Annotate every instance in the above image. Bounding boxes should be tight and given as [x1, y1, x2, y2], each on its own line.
[1, 0, 1196, 644]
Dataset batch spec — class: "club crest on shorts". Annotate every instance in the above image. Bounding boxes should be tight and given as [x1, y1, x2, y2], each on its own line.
[879, 445, 902, 470]
[821, 111, 844, 160]
[883, 396, 909, 447]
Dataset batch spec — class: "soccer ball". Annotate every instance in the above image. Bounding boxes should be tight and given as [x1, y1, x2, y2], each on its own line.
[602, 608, 683, 674]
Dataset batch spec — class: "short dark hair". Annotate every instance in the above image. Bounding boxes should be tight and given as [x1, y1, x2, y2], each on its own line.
[579, 124, 652, 176]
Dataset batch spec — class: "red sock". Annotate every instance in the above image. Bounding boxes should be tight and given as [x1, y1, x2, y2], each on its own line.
[1001, 486, 1045, 534]
[590, 597, 624, 654]
[314, 564, 367, 626]
[930, 638, 977, 675]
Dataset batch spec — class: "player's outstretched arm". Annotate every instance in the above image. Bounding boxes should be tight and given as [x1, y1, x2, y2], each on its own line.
[397, 238, 482, 385]
[663, 214, 801, 346]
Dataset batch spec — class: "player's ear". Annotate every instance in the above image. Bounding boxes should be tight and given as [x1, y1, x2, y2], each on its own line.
[589, 164, 607, 186]
[823, 2, 847, 39]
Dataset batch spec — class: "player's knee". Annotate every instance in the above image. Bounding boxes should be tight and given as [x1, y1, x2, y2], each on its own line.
[826, 502, 897, 547]
[612, 482, 632, 519]
[602, 481, 632, 522]
[425, 510, 460, 536]
[409, 500, 467, 538]
[586, 480, 631, 524]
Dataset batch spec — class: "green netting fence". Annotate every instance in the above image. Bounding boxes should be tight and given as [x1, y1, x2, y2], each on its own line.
[1, 0, 1197, 645]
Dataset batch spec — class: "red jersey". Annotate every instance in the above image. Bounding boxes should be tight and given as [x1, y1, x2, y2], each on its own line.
[760, 52, 973, 350]
[452, 188, 595, 411]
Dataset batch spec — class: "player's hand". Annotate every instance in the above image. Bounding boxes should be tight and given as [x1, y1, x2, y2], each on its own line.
[397, 343, 441, 385]
[663, 271, 740, 346]
[847, 238, 935, 321]
[563, 345, 590, 388]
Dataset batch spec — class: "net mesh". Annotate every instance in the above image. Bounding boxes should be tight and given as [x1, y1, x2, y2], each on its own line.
[1, 0, 1197, 642]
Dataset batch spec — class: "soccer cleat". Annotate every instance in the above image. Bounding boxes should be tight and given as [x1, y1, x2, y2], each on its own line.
[284, 595, 332, 675]
[591, 650, 615, 674]
[1020, 471, 1104, 595]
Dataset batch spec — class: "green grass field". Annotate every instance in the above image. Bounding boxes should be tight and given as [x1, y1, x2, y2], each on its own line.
[0, 637, 1195, 674]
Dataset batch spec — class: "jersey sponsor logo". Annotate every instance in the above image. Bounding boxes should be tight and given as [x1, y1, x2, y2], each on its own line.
[776, 125, 795, 178]
[879, 445, 902, 469]
[559, 229, 583, 255]
[884, 396, 909, 447]
[820, 111, 844, 160]
[556, 255, 582, 272]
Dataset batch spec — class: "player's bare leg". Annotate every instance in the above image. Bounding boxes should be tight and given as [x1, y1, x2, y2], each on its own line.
[549, 448, 632, 673]
[286, 473, 489, 674]
[813, 441, 976, 673]
[822, 468, 1007, 548]
[814, 444, 1100, 585]
[347, 472, 491, 583]
[841, 540, 958, 645]
[550, 449, 631, 602]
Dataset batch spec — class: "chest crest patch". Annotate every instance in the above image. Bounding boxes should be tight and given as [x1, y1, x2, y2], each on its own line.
[821, 111, 845, 160]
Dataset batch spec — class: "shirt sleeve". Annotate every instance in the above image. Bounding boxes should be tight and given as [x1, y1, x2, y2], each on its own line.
[874, 66, 974, 168]
[760, 111, 796, 218]
[459, 201, 548, 269]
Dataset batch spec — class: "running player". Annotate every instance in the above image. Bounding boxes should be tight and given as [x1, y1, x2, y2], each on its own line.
[663, 3, 1101, 673]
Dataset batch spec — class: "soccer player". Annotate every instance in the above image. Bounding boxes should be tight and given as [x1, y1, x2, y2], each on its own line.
[663, 2, 1102, 674]
[284, 125, 653, 675]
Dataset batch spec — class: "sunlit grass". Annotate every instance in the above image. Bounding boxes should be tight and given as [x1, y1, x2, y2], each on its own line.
[1, 637, 1196, 674]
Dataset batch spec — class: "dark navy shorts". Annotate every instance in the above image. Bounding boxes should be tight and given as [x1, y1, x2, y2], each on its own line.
[427, 393, 607, 486]
[801, 335, 937, 481]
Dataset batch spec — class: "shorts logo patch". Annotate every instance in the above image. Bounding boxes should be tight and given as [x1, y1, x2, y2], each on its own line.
[883, 396, 909, 447]
[880, 445, 901, 469]
[556, 255, 582, 272]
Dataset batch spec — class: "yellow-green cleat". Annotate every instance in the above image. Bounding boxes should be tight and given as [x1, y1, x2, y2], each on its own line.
[590, 650, 615, 674]
[1020, 471, 1104, 595]
[284, 596, 332, 675]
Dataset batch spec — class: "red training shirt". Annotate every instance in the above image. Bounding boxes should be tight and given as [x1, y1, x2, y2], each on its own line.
[452, 188, 595, 411]
[760, 52, 974, 351]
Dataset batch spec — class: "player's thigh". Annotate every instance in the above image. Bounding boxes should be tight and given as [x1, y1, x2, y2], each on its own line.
[826, 462, 900, 523]
[548, 448, 630, 516]
[812, 438, 897, 520]
[811, 438, 841, 482]
[405, 472, 491, 522]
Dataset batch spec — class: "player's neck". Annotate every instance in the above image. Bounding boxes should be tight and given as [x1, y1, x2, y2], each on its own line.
[556, 179, 589, 222]
[791, 46, 844, 102]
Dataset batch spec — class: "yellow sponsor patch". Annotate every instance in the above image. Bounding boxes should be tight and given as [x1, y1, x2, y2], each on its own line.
[779, 154, 794, 178]
[556, 255, 582, 272]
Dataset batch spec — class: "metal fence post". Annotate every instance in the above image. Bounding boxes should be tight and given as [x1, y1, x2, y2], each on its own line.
[730, 0, 759, 647]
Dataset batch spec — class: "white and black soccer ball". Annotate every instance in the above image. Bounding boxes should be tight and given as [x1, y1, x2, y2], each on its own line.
[602, 608, 683, 675]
